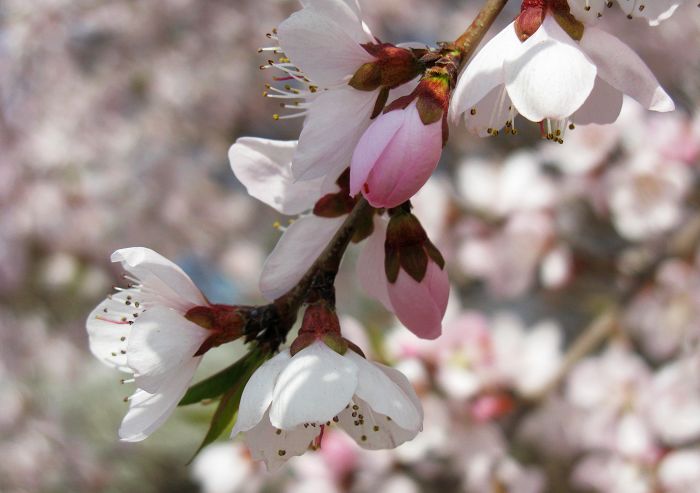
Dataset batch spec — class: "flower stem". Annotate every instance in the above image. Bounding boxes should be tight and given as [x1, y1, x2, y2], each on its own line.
[454, 0, 510, 69]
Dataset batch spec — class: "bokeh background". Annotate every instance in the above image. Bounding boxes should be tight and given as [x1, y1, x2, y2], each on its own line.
[2, 1, 700, 492]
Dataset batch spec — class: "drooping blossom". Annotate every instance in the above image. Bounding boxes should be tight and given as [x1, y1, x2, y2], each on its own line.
[86, 248, 220, 441]
[230, 304, 423, 470]
[264, 0, 422, 183]
[450, 6, 674, 138]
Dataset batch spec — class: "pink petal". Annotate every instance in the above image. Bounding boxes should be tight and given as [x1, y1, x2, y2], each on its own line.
[349, 107, 405, 196]
[354, 102, 443, 208]
[387, 261, 449, 340]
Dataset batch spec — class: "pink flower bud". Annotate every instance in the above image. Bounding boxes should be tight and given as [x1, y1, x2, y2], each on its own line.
[350, 101, 443, 209]
[386, 259, 449, 340]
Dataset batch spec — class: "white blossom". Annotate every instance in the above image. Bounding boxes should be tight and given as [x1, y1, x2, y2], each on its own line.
[86, 247, 209, 441]
[231, 341, 422, 470]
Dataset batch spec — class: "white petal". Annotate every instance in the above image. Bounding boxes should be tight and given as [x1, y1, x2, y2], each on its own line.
[504, 16, 597, 122]
[243, 411, 319, 471]
[119, 357, 201, 442]
[86, 290, 141, 372]
[376, 363, 424, 423]
[580, 26, 674, 112]
[269, 341, 358, 429]
[111, 248, 206, 310]
[573, 77, 624, 125]
[127, 305, 210, 393]
[357, 216, 392, 311]
[345, 351, 421, 431]
[232, 351, 291, 436]
[460, 85, 513, 136]
[259, 215, 345, 301]
[277, 8, 374, 87]
[336, 397, 418, 450]
[293, 87, 376, 181]
[229, 138, 324, 215]
[298, 0, 372, 43]
[449, 22, 517, 123]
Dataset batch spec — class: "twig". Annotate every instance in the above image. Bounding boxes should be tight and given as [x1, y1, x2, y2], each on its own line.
[454, 0, 510, 68]
[273, 198, 373, 326]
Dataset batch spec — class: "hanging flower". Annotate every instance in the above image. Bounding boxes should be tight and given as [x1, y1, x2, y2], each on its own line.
[449, 1, 674, 140]
[230, 303, 423, 470]
[86, 248, 245, 441]
[263, 0, 423, 183]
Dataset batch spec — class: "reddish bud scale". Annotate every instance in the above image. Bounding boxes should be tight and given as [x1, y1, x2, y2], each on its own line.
[291, 302, 361, 356]
[385, 210, 445, 284]
[313, 169, 356, 218]
[516, 0, 584, 41]
[186, 304, 247, 355]
[349, 43, 423, 92]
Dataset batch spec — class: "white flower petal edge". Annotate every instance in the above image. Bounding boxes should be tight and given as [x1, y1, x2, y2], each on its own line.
[345, 351, 421, 431]
[259, 215, 346, 301]
[229, 138, 324, 215]
[232, 351, 292, 435]
[579, 26, 674, 113]
[276, 3, 374, 88]
[292, 86, 377, 182]
[244, 411, 319, 472]
[120, 357, 202, 442]
[449, 21, 518, 123]
[298, 0, 372, 43]
[111, 247, 207, 310]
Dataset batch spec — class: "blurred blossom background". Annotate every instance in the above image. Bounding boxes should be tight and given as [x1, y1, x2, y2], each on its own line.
[2, 1, 700, 492]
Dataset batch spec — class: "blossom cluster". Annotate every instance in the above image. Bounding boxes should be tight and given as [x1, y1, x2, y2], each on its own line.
[2, 0, 700, 491]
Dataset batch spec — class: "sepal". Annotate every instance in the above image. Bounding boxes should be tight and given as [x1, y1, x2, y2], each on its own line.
[349, 43, 422, 91]
[384, 208, 445, 283]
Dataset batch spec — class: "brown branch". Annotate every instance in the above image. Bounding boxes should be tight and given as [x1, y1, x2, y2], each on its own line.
[272, 198, 373, 326]
[454, 0, 510, 68]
